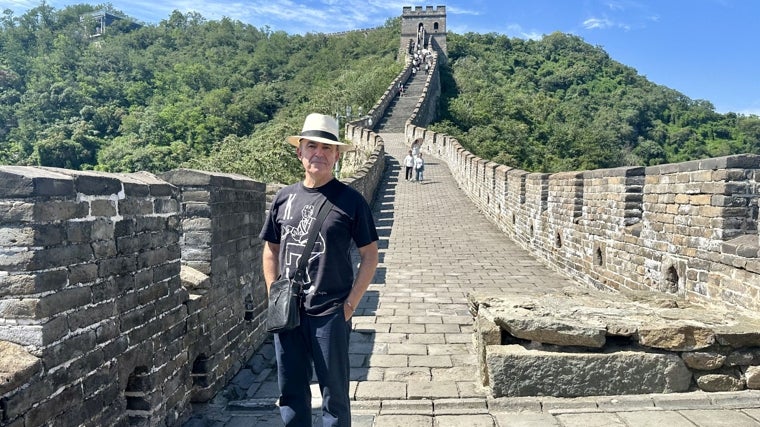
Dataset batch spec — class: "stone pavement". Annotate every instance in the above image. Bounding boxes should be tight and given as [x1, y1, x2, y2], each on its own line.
[183, 133, 760, 426]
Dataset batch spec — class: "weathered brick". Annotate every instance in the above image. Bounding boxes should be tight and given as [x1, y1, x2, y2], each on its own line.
[67, 301, 116, 330]
[0, 269, 67, 297]
[118, 198, 154, 216]
[27, 243, 94, 270]
[97, 255, 137, 278]
[41, 329, 96, 368]
[0, 298, 41, 319]
[33, 200, 89, 222]
[37, 286, 91, 318]
[90, 199, 117, 217]
[25, 383, 83, 426]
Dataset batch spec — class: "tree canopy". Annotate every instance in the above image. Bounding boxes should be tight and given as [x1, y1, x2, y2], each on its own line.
[431, 32, 760, 172]
[3, 5, 759, 180]
[0, 4, 402, 183]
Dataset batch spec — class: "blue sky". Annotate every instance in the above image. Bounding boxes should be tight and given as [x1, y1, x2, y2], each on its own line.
[4, 0, 759, 115]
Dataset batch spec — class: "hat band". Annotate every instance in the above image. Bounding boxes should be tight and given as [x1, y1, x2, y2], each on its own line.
[301, 129, 339, 142]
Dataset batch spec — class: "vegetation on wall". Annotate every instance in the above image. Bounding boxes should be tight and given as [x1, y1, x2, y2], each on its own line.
[0, 4, 402, 183]
[431, 32, 760, 172]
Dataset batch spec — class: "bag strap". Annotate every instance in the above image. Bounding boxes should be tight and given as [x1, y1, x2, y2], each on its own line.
[292, 194, 334, 282]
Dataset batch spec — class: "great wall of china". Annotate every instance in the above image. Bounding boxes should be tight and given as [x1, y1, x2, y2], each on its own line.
[2, 5, 759, 426]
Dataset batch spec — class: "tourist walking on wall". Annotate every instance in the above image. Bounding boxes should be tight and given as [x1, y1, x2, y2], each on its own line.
[414, 152, 425, 182]
[260, 113, 379, 426]
[403, 150, 414, 181]
[411, 139, 420, 157]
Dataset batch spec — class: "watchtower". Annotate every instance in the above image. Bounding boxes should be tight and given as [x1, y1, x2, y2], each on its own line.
[400, 5, 447, 57]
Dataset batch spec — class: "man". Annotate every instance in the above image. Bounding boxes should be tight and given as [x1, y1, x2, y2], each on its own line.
[260, 113, 379, 426]
[403, 150, 414, 181]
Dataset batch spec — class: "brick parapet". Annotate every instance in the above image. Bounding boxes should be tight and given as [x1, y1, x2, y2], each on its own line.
[0, 166, 190, 426]
[406, 124, 760, 311]
[0, 165, 283, 426]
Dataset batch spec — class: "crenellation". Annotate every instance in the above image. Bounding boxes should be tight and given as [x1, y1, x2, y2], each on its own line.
[411, 103, 760, 312]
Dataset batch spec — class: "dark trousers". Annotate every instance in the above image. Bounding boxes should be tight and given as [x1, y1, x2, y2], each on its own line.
[405, 166, 413, 180]
[274, 309, 352, 426]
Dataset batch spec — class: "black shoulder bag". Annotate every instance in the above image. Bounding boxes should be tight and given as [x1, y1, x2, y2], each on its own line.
[266, 195, 333, 333]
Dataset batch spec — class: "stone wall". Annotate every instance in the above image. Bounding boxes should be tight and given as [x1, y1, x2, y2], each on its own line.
[406, 121, 760, 310]
[0, 133, 386, 426]
[406, 51, 440, 130]
[472, 286, 760, 396]
[0, 167, 189, 426]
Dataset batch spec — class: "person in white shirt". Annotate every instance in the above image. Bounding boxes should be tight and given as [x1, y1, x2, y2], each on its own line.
[403, 150, 414, 181]
[414, 153, 425, 182]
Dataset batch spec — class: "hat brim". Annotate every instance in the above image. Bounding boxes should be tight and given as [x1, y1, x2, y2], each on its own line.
[287, 135, 355, 152]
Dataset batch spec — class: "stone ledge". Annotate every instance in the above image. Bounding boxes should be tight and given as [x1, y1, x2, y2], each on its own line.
[0, 340, 41, 395]
[470, 286, 760, 397]
[486, 344, 691, 397]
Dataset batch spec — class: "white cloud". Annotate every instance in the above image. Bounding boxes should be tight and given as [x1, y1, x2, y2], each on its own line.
[504, 23, 543, 40]
[583, 17, 614, 30]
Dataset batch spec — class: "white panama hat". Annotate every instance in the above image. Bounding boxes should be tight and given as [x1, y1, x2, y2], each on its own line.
[287, 113, 354, 152]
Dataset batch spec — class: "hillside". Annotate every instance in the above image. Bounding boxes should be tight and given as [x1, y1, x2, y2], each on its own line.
[2, 5, 759, 180]
[432, 32, 760, 172]
[0, 4, 402, 184]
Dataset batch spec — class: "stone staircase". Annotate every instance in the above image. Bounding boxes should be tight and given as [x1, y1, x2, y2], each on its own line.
[376, 70, 427, 132]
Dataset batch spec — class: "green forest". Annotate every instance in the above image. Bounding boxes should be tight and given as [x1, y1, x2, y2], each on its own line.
[433, 32, 760, 172]
[2, 4, 759, 183]
[0, 4, 402, 184]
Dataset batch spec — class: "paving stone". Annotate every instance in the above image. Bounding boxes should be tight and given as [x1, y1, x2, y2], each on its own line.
[355, 381, 407, 400]
[425, 324, 462, 333]
[679, 409, 760, 426]
[616, 410, 696, 427]
[388, 343, 428, 355]
[407, 381, 458, 399]
[651, 391, 713, 409]
[595, 395, 655, 411]
[383, 367, 431, 382]
[555, 412, 626, 426]
[457, 381, 488, 398]
[408, 355, 452, 369]
[708, 390, 760, 408]
[429, 366, 477, 382]
[487, 397, 542, 413]
[391, 324, 426, 333]
[380, 399, 433, 415]
[372, 414, 433, 427]
[541, 396, 600, 413]
[427, 343, 468, 355]
[491, 412, 560, 427]
[434, 398, 488, 414]
[434, 414, 494, 427]
[368, 354, 408, 367]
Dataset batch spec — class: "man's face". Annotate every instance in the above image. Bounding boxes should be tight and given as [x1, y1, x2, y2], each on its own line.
[297, 139, 340, 177]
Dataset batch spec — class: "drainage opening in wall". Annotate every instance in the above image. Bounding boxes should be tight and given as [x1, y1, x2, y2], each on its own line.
[192, 354, 210, 388]
[244, 295, 254, 321]
[594, 247, 604, 267]
[126, 366, 151, 423]
[663, 266, 680, 294]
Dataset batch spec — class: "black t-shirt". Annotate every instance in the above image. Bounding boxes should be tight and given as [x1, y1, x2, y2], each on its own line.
[259, 179, 378, 315]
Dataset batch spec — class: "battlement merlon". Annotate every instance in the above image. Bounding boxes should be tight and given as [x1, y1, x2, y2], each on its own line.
[402, 5, 446, 16]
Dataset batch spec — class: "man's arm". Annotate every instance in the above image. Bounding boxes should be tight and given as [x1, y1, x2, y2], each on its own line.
[262, 241, 281, 295]
[343, 241, 379, 320]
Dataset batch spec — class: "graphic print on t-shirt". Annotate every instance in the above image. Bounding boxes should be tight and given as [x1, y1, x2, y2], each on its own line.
[282, 200, 325, 294]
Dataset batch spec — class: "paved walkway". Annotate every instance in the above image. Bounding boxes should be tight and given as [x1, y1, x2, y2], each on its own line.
[184, 133, 760, 426]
